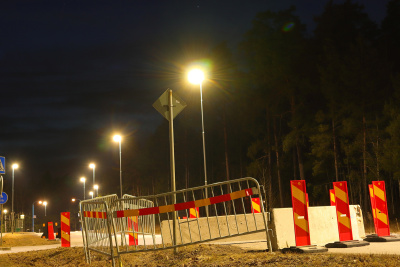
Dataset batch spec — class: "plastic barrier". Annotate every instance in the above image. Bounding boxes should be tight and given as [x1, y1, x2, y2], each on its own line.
[251, 197, 261, 213]
[371, 181, 390, 236]
[329, 189, 335, 206]
[290, 180, 311, 246]
[61, 212, 70, 247]
[48, 222, 55, 240]
[333, 181, 353, 241]
[189, 207, 199, 218]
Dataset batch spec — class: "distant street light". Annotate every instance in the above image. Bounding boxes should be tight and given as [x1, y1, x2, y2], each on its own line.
[113, 134, 123, 198]
[188, 68, 208, 214]
[93, 184, 99, 197]
[89, 163, 95, 186]
[11, 163, 19, 234]
[89, 191, 94, 199]
[43, 201, 48, 216]
[32, 200, 43, 232]
[80, 177, 86, 200]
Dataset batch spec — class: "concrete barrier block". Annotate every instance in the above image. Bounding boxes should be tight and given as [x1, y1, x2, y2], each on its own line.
[271, 205, 366, 250]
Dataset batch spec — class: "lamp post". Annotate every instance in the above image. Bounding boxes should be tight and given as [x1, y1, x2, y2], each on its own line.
[113, 135, 123, 198]
[89, 191, 94, 199]
[80, 177, 86, 200]
[93, 184, 99, 197]
[89, 163, 95, 186]
[72, 198, 82, 231]
[3, 209, 7, 233]
[188, 69, 208, 215]
[43, 201, 48, 216]
[32, 200, 43, 232]
[11, 163, 18, 234]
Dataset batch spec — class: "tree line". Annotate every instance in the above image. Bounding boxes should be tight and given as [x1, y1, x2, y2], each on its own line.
[121, 0, 400, 223]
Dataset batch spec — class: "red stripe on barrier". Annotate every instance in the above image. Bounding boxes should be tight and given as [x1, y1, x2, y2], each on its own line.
[114, 187, 258, 218]
[139, 207, 160, 216]
[210, 193, 231, 205]
[175, 201, 195, 211]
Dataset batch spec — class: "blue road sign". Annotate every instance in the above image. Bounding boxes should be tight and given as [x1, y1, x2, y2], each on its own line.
[0, 192, 8, 204]
[0, 156, 5, 174]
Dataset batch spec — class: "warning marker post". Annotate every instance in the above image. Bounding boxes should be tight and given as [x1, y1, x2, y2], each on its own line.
[251, 198, 261, 214]
[364, 181, 400, 242]
[325, 181, 369, 248]
[282, 180, 327, 253]
[61, 212, 71, 247]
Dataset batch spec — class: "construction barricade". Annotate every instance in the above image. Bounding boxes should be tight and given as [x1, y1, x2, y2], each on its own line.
[61, 212, 71, 247]
[80, 194, 119, 266]
[80, 177, 272, 267]
[251, 197, 261, 213]
[283, 180, 327, 253]
[329, 189, 335, 206]
[364, 181, 400, 242]
[325, 181, 369, 248]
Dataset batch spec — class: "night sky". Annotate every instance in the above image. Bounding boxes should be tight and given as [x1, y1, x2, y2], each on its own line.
[0, 0, 390, 219]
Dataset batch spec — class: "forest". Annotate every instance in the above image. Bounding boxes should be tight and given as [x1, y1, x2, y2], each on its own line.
[114, 0, 400, 224]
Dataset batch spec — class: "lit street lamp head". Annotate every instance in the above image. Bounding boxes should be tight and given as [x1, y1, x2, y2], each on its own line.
[12, 163, 18, 169]
[80, 177, 86, 183]
[113, 134, 122, 142]
[188, 69, 205, 85]
[89, 163, 95, 169]
[93, 184, 99, 190]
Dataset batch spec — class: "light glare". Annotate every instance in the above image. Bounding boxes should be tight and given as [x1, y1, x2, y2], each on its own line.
[188, 69, 204, 85]
[113, 135, 121, 142]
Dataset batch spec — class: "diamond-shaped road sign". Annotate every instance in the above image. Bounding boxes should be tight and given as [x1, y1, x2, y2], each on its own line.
[0, 156, 5, 174]
[153, 89, 187, 121]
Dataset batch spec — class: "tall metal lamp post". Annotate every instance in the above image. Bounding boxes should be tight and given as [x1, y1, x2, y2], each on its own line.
[188, 69, 208, 215]
[11, 163, 18, 234]
[113, 135, 123, 198]
[89, 163, 95, 186]
[80, 177, 86, 200]
[32, 200, 42, 232]
[94, 184, 99, 197]
[43, 201, 48, 216]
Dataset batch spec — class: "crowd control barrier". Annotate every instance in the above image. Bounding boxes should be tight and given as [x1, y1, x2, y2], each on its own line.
[80, 177, 271, 267]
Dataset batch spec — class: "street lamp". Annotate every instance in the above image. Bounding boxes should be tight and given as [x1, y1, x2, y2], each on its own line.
[43, 201, 48, 216]
[32, 200, 43, 232]
[11, 163, 18, 234]
[80, 177, 86, 200]
[89, 191, 94, 199]
[113, 134, 123, 198]
[89, 163, 95, 186]
[93, 184, 99, 197]
[188, 69, 208, 202]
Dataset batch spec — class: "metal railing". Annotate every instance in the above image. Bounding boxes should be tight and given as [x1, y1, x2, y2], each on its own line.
[81, 177, 272, 266]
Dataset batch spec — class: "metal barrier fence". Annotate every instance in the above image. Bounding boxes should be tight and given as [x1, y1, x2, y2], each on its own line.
[81, 177, 271, 266]
[80, 194, 119, 266]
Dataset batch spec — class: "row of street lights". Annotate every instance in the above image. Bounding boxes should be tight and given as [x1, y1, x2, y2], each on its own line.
[78, 134, 122, 201]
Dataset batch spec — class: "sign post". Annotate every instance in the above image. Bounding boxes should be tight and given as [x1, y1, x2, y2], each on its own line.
[153, 89, 186, 253]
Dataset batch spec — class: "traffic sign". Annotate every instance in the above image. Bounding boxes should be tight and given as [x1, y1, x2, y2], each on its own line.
[0, 156, 5, 174]
[153, 89, 187, 121]
[0, 192, 8, 204]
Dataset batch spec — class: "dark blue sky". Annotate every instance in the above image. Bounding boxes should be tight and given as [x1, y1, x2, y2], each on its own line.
[0, 0, 391, 215]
